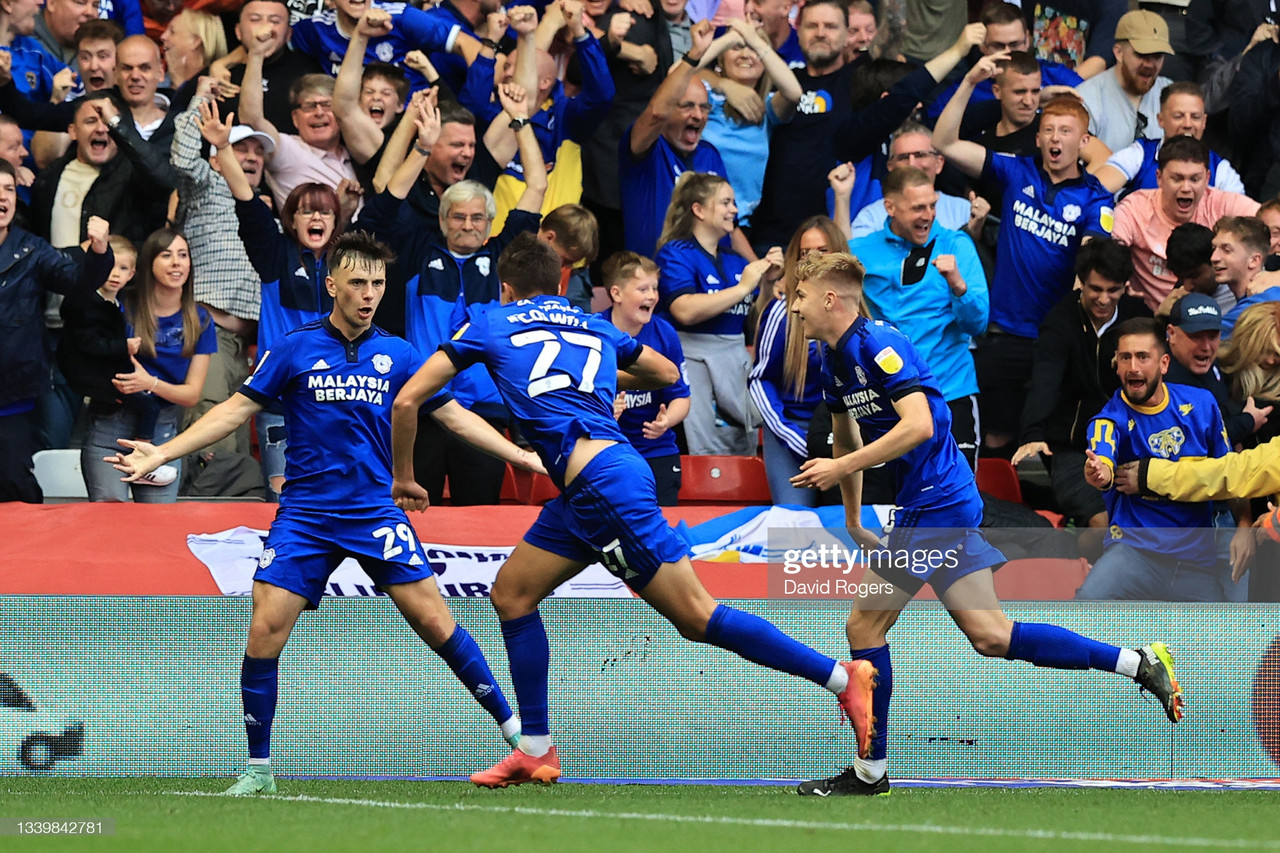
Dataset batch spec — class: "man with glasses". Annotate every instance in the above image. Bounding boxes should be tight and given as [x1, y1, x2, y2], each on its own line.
[848, 122, 985, 240]
[361, 83, 548, 505]
[1077, 10, 1174, 153]
[925, 2, 1081, 123]
[240, 18, 359, 209]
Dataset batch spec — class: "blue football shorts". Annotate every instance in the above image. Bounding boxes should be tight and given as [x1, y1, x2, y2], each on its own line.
[255, 505, 435, 607]
[872, 490, 1006, 595]
[523, 443, 691, 591]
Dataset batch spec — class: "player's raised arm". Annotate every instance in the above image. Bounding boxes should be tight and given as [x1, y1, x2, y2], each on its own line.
[792, 391, 934, 492]
[933, 52, 1009, 180]
[617, 344, 679, 390]
[391, 350, 461, 487]
[107, 393, 263, 482]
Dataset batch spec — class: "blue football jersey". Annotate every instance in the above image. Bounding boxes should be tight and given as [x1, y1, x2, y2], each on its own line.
[1087, 382, 1230, 563]
[239, 318, 448, 510]
[821, 316, 975, 508]
[442, 295, 644, 488]
[983, 152, 1114, 338]
[291, 2, 458, 92]
[598, 309, 690, 459]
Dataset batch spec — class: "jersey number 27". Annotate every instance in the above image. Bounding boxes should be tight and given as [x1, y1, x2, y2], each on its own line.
[512, 329, 602, 398]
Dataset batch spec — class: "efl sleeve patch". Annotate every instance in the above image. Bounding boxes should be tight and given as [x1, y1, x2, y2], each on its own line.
[873, 346, 904, 375]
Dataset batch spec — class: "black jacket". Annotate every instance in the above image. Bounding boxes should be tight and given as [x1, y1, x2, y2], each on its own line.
[0, 230, 112, 406]
[1165, 359, 1254, 447]
[57, 288, 131, 404]
[1019, 291, 1151, 449]
[29, 112, 177, 248]
[1229, 40, 1280, 199]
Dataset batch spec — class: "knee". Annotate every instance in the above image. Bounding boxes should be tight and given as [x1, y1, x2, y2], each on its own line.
[490, 578, 535, 622]
[845, 610, 883, 649]
[671, 601, 717, 643]
[967, 623, 1012, 658]
[246, 617, 291, 658]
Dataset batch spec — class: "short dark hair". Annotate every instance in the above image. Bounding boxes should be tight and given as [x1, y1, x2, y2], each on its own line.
[0, 159, 16, 183]
[331, 230, 396, 272]
[439, 102, 476, 128]
[799, 0, 850, 26]
[1074, 238, 1133, 285]
[980, 2, 1025, 28]
[1157, 135, 1210, 170]
[1165, 222, 1214, 276]
[362, 62, 409, 102]
[540, 204, 599, 265]
[72, 89, 125, 122]
[75, 18, 124, 47]
[1214, 215, 1270, 257]
[850, 58, 911, 110]
[997, 50, 1041, 79]
[498, 232, 562, 298]
[1115, 316, 1168, 353]
[1159, 80, 1204, 108]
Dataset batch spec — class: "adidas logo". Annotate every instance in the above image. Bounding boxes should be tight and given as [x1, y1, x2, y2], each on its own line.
[1022, 185, 1035, 198]
[474, 684, 494, 698]
[310, 359, 331, 371]
[429, 258, 445, 270]
[408, 553, 424, 566]
[294, 265, 307, 278]
[244, 713, 260, 726]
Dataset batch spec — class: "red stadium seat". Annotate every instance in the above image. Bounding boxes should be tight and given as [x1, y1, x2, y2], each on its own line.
[975, 458, 1023, 504]
[678, 455, 772, 505]
[509, 469, 561, 505]
[500, 464, 519, 504]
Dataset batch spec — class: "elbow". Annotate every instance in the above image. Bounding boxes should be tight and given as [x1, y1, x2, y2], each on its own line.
[393, 395, 419, 417]
[659, 362, 680, 386]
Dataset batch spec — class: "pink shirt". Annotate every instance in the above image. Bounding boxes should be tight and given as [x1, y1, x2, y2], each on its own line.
[265, 133, 358, 210]
[1112, 187, 1259, 311]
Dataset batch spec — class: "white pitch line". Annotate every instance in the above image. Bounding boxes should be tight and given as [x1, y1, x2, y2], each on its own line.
[169, 791, 1280, 850]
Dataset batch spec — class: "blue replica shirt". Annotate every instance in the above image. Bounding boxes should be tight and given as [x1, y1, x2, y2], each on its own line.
[5, 38, 61, 103]
[983, 151, 1114, 338]
[423, 0, 477, 96]
[599, 309, 689, 459]
[1087, 382, 1230, 563]
[821, 316, 976, 508]
[1223, 287, 1280, 340]
[291, 2, 459, 92]
[236, 198, 332, 354]
[925, 58, 1081, 121]
[619, 128, 727, 258]
[130, 307, 218, 386]
[443, 295, 644, 489]
[848, 220, 988, 401]
[749, 298, 824, 458]
[97, 0, 146, 36]
[240, 317, 449, 510]
[359, 191, 539, 418]
[654, 238, 752, 336]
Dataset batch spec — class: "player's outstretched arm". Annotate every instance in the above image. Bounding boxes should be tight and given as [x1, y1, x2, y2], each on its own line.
[392, 351, 461, 488]
[792, 391, 934, 492]
[106, 392, 262, 481]
[617, 345, 680, 390]
[431, 400, 547, 473]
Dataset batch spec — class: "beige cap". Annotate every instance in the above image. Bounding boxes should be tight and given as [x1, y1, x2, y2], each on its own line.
[1115, 10, 1174, 55]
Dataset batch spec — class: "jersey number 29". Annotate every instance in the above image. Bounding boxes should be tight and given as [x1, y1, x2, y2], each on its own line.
[512, 329, 602, 398]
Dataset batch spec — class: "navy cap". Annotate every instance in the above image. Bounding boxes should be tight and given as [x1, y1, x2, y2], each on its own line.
[1170, 292, 1222, 333]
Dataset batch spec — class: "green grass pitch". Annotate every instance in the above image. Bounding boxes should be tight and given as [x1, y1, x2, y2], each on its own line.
[2, 778, 1278, 852]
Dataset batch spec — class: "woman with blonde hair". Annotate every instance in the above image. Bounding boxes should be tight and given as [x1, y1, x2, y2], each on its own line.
[655, 171, 782, 455]
[1221, 302, 1280, 405]
[162, 9, 229, 91]
[748, 216, 845, 504]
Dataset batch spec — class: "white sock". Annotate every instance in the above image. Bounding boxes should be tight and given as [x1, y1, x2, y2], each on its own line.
[854, 758, 886, 784]
[518, 735, 552, 757]
[500, 715, 521, 743]
[248, 758, 270, 768]
[1116, 648, 1141, 679]
[825, 662, 849, 694]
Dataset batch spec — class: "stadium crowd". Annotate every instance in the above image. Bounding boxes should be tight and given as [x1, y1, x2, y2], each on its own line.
[1, 0, 1279, 602]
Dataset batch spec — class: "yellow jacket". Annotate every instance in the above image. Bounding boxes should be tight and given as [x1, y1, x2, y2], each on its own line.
[1143, 436, 1280, 502]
